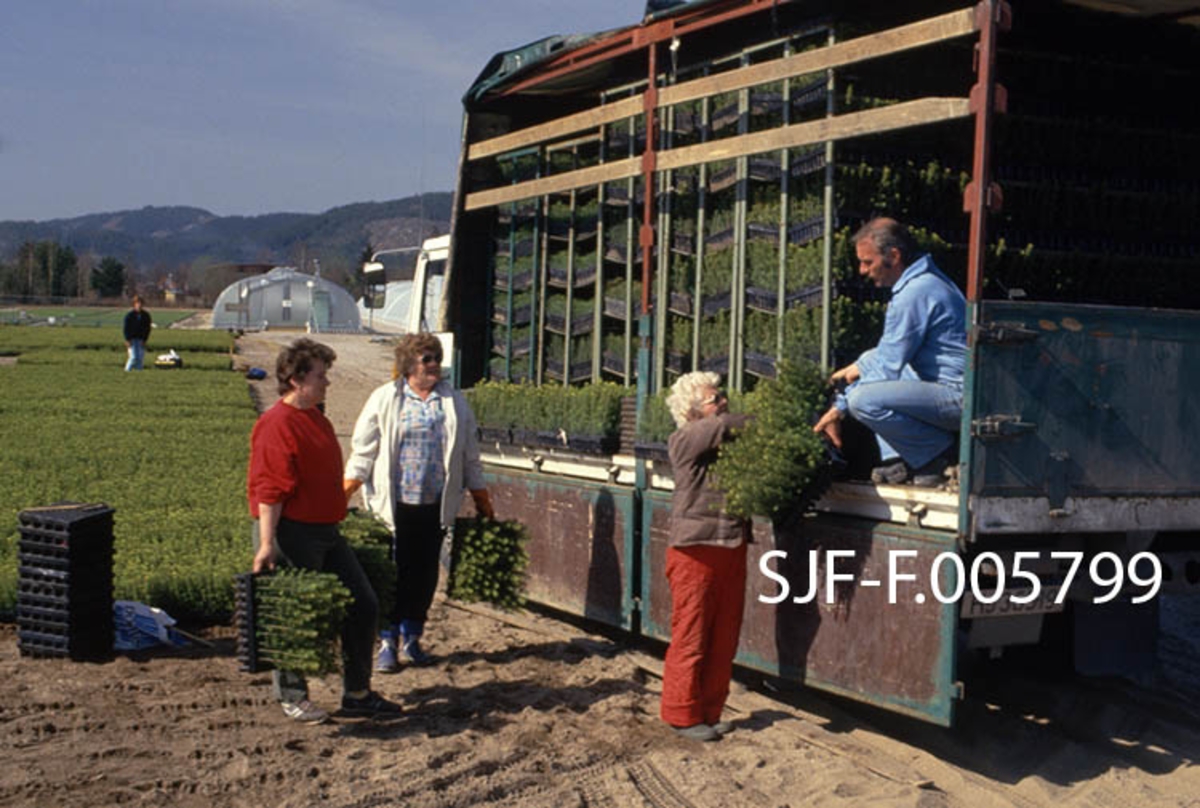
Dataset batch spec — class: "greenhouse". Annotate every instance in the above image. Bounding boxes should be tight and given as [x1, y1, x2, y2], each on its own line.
[210, 267, 361, 332]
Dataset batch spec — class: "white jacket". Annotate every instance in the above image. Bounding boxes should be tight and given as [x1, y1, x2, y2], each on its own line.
[345, 379, 486, 531]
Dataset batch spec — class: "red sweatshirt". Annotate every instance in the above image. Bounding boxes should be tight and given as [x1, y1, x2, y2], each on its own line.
[247, 401, 347, 524]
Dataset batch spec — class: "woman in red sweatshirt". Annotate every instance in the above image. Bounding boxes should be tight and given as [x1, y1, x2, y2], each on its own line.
[247, 337, 402, 725]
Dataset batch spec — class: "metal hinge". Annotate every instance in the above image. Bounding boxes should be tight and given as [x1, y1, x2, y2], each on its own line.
[973, 321, 1039, 345]
[971, 414, 1036, 440]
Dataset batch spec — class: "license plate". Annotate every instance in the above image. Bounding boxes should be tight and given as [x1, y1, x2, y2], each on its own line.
[960, 585, 1064, 619]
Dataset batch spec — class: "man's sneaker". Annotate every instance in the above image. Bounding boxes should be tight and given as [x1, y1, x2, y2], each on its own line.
[280, 699, 330, 725]
[340, 691, 404, 718]
[375, 638, 400, 674]
[711, 720, 735, 736]
[400, 636, 432, 666]
[670, 723, 720, 742]
[870, 458, 909, 485]
[910, 450, 953, 488]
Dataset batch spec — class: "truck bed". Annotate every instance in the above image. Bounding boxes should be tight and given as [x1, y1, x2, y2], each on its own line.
[480, 447, 960, 531]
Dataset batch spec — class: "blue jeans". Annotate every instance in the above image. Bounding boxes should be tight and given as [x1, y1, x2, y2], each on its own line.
[125, 339, 145, 371]
[845, 378, 962, 469]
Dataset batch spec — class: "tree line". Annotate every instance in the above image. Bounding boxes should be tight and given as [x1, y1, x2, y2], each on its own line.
[0, 241, 127, 299]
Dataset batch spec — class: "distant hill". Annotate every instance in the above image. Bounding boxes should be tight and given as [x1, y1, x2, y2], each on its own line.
[0, 193, 454, 285]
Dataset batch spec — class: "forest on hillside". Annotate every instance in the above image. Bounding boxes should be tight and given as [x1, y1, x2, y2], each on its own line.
[0, 193, 452, 304]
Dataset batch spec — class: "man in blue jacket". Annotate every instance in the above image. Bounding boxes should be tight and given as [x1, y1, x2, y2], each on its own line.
[813, 218, 967, 487]
[122, 295, 152, 371]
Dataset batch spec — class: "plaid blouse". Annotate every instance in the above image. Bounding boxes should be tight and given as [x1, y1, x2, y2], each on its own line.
[393, 381, 446, 505]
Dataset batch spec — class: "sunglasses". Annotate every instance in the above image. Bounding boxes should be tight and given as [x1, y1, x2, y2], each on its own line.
[419, 353, 441, 365]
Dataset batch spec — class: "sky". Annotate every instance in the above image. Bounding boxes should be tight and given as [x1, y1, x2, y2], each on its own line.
[0, 0, 649, 223]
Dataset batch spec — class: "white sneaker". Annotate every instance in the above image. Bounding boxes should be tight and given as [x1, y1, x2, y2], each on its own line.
[280, 699, 330, 725]
[375, 637, 400, 673]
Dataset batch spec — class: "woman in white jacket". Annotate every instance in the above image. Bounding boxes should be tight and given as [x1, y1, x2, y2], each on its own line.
[343, 333, 493, 671]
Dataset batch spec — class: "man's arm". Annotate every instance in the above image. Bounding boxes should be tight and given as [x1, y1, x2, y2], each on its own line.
[855, 290, 928, 383]
[830, 363, 860, 386]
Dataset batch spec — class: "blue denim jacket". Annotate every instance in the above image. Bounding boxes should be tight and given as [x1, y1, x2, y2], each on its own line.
[836, 254, 967, 412]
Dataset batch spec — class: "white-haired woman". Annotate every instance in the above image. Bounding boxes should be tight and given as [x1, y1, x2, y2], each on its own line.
[660, 371, 751, 742]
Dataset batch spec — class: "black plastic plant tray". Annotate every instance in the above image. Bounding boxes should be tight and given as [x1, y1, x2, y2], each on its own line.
[18, 627, 113, 661]
[18, 503, 114, 535]
[233, 573, 270, 673]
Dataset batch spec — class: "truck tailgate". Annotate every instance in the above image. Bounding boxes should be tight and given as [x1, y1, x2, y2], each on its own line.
[967, 301, 1200, 535]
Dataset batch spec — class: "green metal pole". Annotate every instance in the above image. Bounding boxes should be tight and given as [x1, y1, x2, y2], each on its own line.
[693, 95, 709, 371]
[777, 43, 793, 362]
[820, 28, 836, 376]
[564, 185, 577, 387]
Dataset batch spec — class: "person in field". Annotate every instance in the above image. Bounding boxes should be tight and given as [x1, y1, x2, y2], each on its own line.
[122, 294, 152, 371]
[248, 337, 402, 725]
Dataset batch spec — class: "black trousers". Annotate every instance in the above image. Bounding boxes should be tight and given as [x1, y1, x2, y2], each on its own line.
[391, 502, 444, 631]
[253, 518, 379, 700]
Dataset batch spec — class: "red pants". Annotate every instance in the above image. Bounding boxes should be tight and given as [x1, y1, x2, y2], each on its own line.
[660, 543, 747, 728]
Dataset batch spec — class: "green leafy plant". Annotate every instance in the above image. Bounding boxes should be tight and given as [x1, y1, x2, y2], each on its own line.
[602, 331, 629, 360]
[464, 380, 521, 429]
[700, 246, 734, 297]
[494, 255, 537, 280]
[517, 383, 557, 432]
[562, 382, 626, 436]
[668, 254, 695, 294]
[544, 292, 595, 321]
[488, 354, 531, 383]
[636, 389, 675, 443]
[251, 568, 353, 676]
[698, 310, 731, 360]
[448, 517, 530, 611]
[340, 510, 397, 629]
[666, 313, 693, 355]
[465, 381, 630, 441]
[712, 359, 829, 522]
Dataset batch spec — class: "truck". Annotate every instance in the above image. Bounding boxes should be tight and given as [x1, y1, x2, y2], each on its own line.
[358, 234, 450, 336]
[410, 0, 1199, 726]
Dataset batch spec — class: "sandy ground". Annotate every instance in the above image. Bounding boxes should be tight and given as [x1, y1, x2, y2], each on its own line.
[2, 325, 1198, 807]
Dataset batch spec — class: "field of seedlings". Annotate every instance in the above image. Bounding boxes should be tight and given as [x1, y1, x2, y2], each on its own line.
[0, 306, 199, 328]
[0, 323, 252, 621]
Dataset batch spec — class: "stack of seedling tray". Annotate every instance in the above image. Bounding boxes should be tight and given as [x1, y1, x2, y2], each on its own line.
[16, 503, 115, 661]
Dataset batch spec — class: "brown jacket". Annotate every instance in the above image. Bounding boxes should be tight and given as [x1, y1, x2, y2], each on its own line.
[667, 412, 751, 548]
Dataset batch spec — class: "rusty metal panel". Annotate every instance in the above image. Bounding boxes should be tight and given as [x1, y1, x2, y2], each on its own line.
[967, 301, 1200, 536]
[642, 491, 959, 725]
[641, 490, 675, 644]
[742, 516, 960, 725]
[484, 468, 636, 629]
